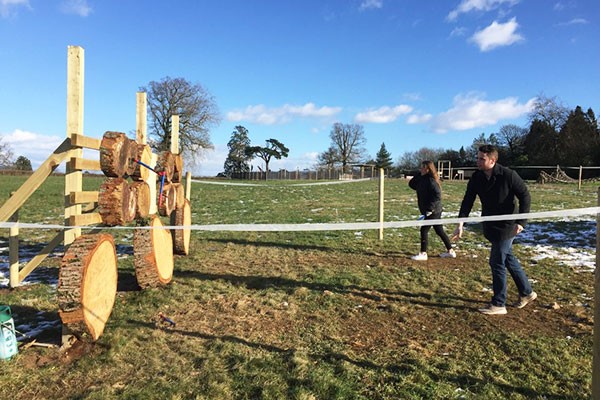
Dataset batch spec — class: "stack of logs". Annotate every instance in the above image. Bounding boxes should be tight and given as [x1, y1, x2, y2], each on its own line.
[57, 131, 192, 341]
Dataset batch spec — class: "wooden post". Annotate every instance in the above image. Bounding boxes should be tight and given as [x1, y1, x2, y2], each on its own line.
[578, 166, 583, 191]
[148, 153, 158, 215]
[9, 205, 19, 288]
[136, 92, 147, 144]
[594, 187, 600, 399]
[64, 45, 84, 246]
[171, 115, 180, 154]
[185, 171, 191, 201]
[378, 168, 384, 240]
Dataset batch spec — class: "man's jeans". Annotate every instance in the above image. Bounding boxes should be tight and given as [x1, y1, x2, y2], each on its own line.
[489, 237, 533, 307]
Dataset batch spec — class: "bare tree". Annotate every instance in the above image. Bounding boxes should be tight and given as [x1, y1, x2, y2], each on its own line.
[0, 136, 14, 168]
[317, 146, 339, 168]
[528, 93, 569, 131]
[140, 77, 221, 164]
[327, 123, 367, 173]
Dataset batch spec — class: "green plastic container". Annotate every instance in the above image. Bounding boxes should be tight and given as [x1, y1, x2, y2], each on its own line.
[0, 306, 18, 360]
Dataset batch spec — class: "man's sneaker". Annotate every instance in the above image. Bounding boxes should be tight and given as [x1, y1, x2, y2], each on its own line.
[411, 252, 428, 261]
[514, 291, 537, 309]
[478, 304, 507, 315]
[440, 248, 457, 258]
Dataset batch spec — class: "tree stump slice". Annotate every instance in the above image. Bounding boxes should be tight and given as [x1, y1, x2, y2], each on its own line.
[156, 151, 175, 183]
[173, 154, 184, 183]
[130, 181, 150, 219]
[171, 199, 191, 255]
[134, 215, 174, 288]
[100, 131, 130, 178]
[98, 178, 132, 226]
[131, 144, 152, 182]
[124, 181, 137, 223]
[58, 234, 118, 341]
[125, 139, 139, 177]
[158, 183, 177, 217]
[173, 183, 186, 209]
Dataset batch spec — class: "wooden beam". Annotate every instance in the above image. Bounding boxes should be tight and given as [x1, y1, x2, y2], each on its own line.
[0, 138, 72, 222]
[171, 114, 179, 154]
[69, 213, 103, 227]
[64, 45, 85, 246]
[9, 208, 19, 288]
[136, 92, 147, 144]
[71, 134, 100, 150]
[71, 157, 101, 171]
[185, 171, 191, 201]
[69, 191, 99, 204]
[18, 231, 64, 284]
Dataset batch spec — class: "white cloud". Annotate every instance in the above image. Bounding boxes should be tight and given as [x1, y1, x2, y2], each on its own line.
[407, 113, 432, 124]
[359, 0, 383, 11]
[556, 18, 589, 26]
[470, 17, 523, 51]
[0, 0, 30, 18]
[431, 93, 535, 133]
[450, 26, 468, 38]
[227, 103, 342, 125]
[2, 129, 64, 168]
[447, 0, 519, 21]
[59, 0, 92, 17]
[354, 105, 413, 124]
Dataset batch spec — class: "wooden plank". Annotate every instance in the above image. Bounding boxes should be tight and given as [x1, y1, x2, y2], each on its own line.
[136, 92, 147, 144]
[148, 153, 158, 215]
[185, 171, 191, 201]
[71, 157, 101, 171]
[71, 134, 100, 150]
[64, 45, 84, 246]
[0, 138, 72, 222]
[9, 208, 19, 288]
[70, 191, 99, 204]
[18, 231, 64, 284]
[69, 212, 103, 227]
[171, 114, 179, 154]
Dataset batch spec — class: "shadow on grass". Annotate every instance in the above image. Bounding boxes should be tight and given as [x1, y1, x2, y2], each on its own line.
[126, 317, 567, 399]
[175, 269, 481, 310]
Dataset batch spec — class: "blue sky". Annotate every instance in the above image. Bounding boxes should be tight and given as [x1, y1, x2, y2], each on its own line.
[0, 0, 598, 176]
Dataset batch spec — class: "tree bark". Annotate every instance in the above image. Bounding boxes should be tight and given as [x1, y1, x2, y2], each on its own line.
[58, 234, 118, 341]
[100, 131, 131, 178]
[171, 198, 191, 255]
[98, 178, 133, 226]
[134, 215, 174, 288]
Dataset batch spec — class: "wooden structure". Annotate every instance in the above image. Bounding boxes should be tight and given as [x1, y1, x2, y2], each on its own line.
[0, 46, 193, 342]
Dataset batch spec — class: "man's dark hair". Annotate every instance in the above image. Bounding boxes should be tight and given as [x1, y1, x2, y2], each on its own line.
[478, 144, 499, 160]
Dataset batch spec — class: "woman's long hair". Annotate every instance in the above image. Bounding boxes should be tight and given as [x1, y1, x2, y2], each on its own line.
[421, 160, 441, 188]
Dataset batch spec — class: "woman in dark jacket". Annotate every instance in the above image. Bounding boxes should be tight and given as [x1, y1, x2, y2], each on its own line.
[408, 161, 455, 261]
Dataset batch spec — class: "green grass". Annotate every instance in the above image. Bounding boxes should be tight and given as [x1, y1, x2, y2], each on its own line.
[0, 175, 597, 399]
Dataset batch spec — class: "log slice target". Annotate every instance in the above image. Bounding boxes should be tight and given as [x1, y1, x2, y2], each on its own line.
[134, 215, 174, 288]
[171, 199, 191, 255]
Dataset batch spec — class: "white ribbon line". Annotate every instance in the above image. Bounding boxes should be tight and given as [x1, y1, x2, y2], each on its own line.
[191, 178, 372, 187]
[0, 207, 598, 232]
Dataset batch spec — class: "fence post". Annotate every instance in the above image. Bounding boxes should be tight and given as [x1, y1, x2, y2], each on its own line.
[378, 168, 384, 240]
[594, 187, 600, 399]
[578, 166, 583, 191]
[9, 204, 19, 288]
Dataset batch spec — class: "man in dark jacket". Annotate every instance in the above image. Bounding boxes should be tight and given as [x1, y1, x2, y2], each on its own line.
[452, 145, 537, 315]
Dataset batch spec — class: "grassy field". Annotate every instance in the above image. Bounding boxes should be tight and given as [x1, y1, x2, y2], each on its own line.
[0, 174, 597, 399]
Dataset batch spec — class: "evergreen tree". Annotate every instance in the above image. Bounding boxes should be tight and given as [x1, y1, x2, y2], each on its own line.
[375, 142, 393, 169]
[14, 155, 32, 171]
[245, 139, 289, 180]
[558, 106, 598, 166]
[523, 119, 558, 165]
[223, 126, 252, 177]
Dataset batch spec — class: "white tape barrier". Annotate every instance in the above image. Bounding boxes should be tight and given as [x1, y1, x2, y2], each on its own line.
[1, 207, 598, 232]
[190, 178, 372, 187]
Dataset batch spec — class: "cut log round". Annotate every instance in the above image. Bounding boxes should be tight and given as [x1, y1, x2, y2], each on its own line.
[130, 181, 150, 219]
[124, 181, 137, 223]
[98, 178, 132, 226]
[58, 234, 118, 341]
[100, 131, 130, 178]
[173, 153, 184, 183]
[134, 215, 174, 288]
[158, 183, 177, 217]
[125, 139, 139, 177]
[155, 151, 175, 183]
[173, 183, 185, 209]
[171, 198, 192, 255]
[130, 144, 152, 182]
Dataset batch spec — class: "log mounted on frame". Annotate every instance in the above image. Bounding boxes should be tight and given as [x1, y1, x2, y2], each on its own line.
[100, 131, 131, 178]
[130, 144, 152, 182]
[158, 183, 177, 217]
[57, 234, 118, 341]
[171, 198, 192, 255]
[125, 139, 139, 177]
[173, 153, 184, 183]
[155, 151, 175, 183]
[98, 178, 133, 226]
[134, 215, 174, 288]
[129, 181, 150, 219]
[173, 183, 185, 209]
